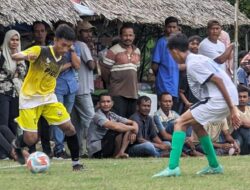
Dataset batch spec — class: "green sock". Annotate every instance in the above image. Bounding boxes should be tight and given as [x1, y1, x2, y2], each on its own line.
[199, 135, 219, 168]
[169, 131, 186, 169]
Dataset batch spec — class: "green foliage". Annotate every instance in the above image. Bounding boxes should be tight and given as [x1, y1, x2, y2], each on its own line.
[0, 157, 250, 190]
[227, 0, 250, 18]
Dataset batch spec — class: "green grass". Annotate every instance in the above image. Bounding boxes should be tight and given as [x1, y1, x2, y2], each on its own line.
[0, 156, 249, 190]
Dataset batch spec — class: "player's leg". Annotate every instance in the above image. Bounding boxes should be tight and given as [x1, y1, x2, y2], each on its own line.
[153, 110, 195, 177]
[59, 121, 83, 171]
[43, 102, 83, 171]
[193, 124, 223, 175]
[13, 108, 41, 164]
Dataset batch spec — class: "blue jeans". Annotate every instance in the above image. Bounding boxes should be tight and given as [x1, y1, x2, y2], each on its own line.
[71, 94, 94, 156]
[232, 127, 250, 155]
[128, 141, 171, 157]
[52, 93, 76, 155]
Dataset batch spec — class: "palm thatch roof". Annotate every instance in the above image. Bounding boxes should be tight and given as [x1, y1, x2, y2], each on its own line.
[81, 0, 250, 27]
[0, 0, 80, 26]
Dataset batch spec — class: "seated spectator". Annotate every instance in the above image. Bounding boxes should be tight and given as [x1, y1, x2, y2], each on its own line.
[87, 93, 138, 158]
[191, 119, 240, 156]
[128, 96, 170, 157]
[231, 86, 250, 154]
[154, 93, 202, 156]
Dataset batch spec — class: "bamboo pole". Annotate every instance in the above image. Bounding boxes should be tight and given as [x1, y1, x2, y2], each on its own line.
[233, 0, 239, 84]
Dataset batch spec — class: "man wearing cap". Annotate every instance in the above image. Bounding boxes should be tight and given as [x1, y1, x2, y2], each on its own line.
[71, 21, 96, 157]
[101, 23, 140, 118]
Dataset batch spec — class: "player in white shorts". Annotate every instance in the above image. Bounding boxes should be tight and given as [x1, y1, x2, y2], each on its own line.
[153, 33, 241, 177]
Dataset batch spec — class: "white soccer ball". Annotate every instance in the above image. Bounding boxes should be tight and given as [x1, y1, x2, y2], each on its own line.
[26, 151, 50, 173]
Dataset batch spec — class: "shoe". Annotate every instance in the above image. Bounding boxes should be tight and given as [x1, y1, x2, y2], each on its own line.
[196, 165, 224, 175]
[72, 164, 84, 171]
[152, 167, 181, 178]
[54, 151, 70, 160]
[11, 140, 25, 165]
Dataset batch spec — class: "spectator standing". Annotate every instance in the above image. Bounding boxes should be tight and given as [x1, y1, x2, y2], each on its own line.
[52, 24, 81, 159]
[71, 21, 96, 157]
[237, 51, 250, 88]
[0, 30, 26, 158]
[198, 20, 234, 72]
[0, 30, 26, 135]
[27, 21, 53, 157]
[102, 23, 140, 118]
[151, 16, 184, 111]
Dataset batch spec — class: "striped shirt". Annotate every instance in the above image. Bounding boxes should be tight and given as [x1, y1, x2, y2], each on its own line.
[103, 43, 140, 99]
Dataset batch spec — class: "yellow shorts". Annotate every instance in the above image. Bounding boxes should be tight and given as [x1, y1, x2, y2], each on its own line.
[15, 102, 70, 132]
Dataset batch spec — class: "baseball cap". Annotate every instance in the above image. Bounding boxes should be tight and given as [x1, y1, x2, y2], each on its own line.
[77, 21, 95, 33]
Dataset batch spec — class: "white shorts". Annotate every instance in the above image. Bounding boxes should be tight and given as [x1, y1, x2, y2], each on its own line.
[190, 98, 230, 126]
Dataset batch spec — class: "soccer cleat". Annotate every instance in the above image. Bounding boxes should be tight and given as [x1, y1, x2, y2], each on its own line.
[11, 140, 25, 165]
[196, 165, 224, 175]
[72, 164, 84, 171]
[152, 167, 181, 178]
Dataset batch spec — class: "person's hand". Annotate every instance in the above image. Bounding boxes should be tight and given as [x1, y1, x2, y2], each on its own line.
[128, 133, 136, 144]
[184, 102, 193, 110]
[221, 143, 232, 150]
[158, 143, 170, 151]
[185, 137, 195, 150]
[26, 54, 38, 61]
[233, 141, 240, 154]
[230, 106, 241, 129]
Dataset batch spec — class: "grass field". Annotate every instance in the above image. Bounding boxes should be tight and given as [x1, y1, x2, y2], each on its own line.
[0, 156, 249, 190]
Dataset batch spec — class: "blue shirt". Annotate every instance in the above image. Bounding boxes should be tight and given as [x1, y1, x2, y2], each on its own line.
[55, 43, 81, 95]
[152, 36, 179, 97]
[237, 67, 248, 86]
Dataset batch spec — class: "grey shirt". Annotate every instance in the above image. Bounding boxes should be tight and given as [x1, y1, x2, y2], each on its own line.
[87, 109, 128, 157]
[75, 41, 94, 95]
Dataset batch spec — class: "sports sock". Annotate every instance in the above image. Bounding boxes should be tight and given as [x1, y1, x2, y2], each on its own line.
[199, 135, 219, 168]
[169, 131, 186, 169]
[66, 134, 80, 161]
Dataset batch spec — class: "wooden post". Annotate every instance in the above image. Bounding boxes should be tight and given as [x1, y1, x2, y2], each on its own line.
[233, 0, 239, 84]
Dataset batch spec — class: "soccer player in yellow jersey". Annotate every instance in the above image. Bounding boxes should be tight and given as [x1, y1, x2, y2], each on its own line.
[11, 24, 83, 171]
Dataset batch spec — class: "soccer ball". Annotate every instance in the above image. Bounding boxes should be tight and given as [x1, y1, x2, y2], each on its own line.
[27, 151, 50, 173]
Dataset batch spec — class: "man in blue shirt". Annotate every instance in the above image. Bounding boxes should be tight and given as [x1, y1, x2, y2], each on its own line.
[52, 32, 81, 159]
[152, 17, 185, 111]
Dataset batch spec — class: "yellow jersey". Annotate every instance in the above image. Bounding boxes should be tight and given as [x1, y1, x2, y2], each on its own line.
[21, 46, 65, 96]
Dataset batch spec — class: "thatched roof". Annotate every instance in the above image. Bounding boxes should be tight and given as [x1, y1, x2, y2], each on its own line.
[81, 0, 250, 27]
[0, 0, 80, 26]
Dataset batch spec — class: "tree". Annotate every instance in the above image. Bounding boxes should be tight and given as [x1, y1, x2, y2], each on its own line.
[227, 0, 250, 18]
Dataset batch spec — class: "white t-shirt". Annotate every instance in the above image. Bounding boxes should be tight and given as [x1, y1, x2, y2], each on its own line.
[198, 38, 226, 71]
[186, 53, 238, 104]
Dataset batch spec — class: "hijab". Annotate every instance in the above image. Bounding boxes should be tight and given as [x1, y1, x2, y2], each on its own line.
[1, 30, 21, 75]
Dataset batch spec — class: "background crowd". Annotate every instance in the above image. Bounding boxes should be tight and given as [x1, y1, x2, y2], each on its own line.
[0, 16, 250, 160]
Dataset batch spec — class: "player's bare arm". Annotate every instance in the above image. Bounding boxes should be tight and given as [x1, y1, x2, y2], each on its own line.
[12, 52, 37, 62]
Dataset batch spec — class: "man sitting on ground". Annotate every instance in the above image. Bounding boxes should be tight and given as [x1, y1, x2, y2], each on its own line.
[231, 86, 250, 154]
[87, 93, 138, 158]
[191, 119, 240, 156]
[154, 93, 202, 156]
[128, 96, 170, 157]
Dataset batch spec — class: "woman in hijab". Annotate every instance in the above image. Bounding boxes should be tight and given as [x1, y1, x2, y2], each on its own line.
[0, 30, 26, 135]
